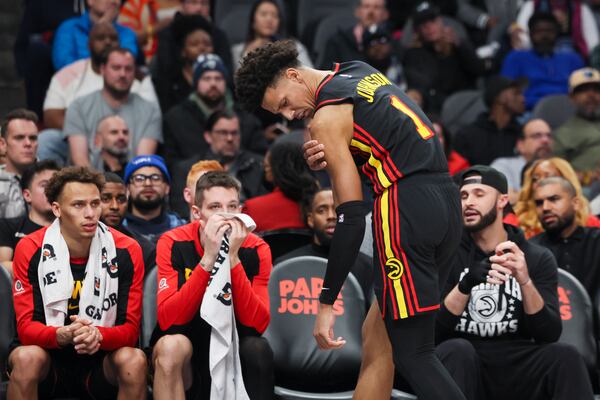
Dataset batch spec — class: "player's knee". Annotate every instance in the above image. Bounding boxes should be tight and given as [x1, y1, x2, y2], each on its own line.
[435, 338, 479, 372]
[153, 335, 192, 375]
[112, 347, 147, 382]
[544, 342, 587, 369]
[240, 336, 273, 374]
[9, 346, 49, 381]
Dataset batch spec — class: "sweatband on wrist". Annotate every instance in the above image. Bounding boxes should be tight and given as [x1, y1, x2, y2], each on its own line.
[319, 200, 368, 305]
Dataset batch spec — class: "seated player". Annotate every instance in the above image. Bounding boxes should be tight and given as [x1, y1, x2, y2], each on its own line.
[150, 171, 274, 399]
[7, 166, 146, 399]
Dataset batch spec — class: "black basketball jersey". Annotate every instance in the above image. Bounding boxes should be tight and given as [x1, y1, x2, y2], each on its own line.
[314, 61, 448, 194]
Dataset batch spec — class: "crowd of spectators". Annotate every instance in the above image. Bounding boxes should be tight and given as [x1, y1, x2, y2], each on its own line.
[2, 0, 600, 398]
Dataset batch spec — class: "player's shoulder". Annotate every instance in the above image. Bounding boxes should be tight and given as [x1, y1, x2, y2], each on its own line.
[110, 226, 144, 253]
[159, 221, 198, 244]
[242, 232, 267, 249]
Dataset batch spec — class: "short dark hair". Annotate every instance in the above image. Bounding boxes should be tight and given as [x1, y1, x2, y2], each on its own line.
[100, 47, 135, 66]
[1, 108, 38, 138]
[205, 109, 239, 132]
[536, 176, 576, 198]
[172, 14, 213, 46]
[301, 187, 332, 224]
[45, 166, 105, 204]
[235, 40, 300, 112]
[528, 11, 560, 32]
[20, 160, 60, 191]
[103, 171, 125, 185]
[194, 171, 241, 207]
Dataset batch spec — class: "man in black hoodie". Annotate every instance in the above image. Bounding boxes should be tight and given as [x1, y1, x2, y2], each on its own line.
[435, 165, 593, 400]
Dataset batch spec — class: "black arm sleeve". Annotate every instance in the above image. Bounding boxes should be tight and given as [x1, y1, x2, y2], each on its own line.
[319, 201, 368, 305]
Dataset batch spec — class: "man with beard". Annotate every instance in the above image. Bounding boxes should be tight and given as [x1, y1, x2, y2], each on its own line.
[554, 68, 600, 182]
[501, 12, 584, 110]
[0, 160, 59, 276]
[491, 118, 553, 203]
[530, 176, 600, 298]
[435, 165, 593, 400]
[122, 155, 186, 244]
[276, 188, 373, 300]
[162, 53, 266, 167]
[64, 47, 162, 167]
[100, 172, 156, 275]
[171, 110, 267, 203]
[91, 115, 129, 177]
[42, 22, 157, 132]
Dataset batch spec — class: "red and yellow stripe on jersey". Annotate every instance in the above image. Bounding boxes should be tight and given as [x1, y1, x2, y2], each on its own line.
[349, 123, 403, 194]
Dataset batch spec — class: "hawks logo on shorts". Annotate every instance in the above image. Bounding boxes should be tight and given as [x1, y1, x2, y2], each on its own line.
[385, 257, 404, 280]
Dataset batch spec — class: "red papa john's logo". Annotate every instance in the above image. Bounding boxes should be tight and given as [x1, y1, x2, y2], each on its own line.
[277, 277, 344, 316]
[558, 286, 572, 321]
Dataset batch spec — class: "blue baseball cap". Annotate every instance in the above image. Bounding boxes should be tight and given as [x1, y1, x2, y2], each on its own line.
[124, 155, 171, 184]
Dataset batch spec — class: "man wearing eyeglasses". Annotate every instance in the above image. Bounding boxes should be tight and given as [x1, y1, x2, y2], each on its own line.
[122, 155, 186, 244]
[171, 110, 267, 205]
[100, 172, 157, 275]
[491, 118, 554, 204]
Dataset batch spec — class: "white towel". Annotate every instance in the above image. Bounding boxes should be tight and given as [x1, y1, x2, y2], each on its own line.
[38, 219, 119, 327]
[200, 213, 255, 400]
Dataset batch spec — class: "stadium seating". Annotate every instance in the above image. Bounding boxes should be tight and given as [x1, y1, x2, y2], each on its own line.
[261, 228, 312, 262]
[312, 11, 357, 68]
[440, 89, 486, 136]
[532, 94, 575, 130]
[141, 266, 158, 349]
[265, 255, 365, 398]
[557, 268, 597, 371]
[296, 0, 355, 45]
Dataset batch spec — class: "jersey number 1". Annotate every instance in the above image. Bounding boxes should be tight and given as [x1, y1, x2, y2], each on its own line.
[390, 95, 434, 140]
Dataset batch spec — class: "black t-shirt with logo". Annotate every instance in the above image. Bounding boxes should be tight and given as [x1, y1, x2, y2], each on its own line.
[65, 257, 87, 325]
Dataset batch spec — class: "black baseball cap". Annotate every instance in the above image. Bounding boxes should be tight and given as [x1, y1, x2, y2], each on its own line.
[484, 76, 527, 107]
[413, 1, 440, 27]
[460, 165, 508, 194]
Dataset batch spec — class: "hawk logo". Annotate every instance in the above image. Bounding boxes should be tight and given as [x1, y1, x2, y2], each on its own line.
[385, 257, 404, 280]
[216, 282, 232, 306]
[42, 244, 56, 261]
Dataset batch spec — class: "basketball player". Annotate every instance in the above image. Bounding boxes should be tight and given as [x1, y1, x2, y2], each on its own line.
[235, 40, 465, 399]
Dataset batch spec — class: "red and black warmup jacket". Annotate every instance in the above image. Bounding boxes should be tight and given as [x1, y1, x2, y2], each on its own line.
[152, 220, 271, 344]
[12, 226, 144, 350]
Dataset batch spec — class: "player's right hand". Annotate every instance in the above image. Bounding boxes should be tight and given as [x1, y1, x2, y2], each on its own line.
[313, 303, 346, 350]
[303, 140, 327, 171]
